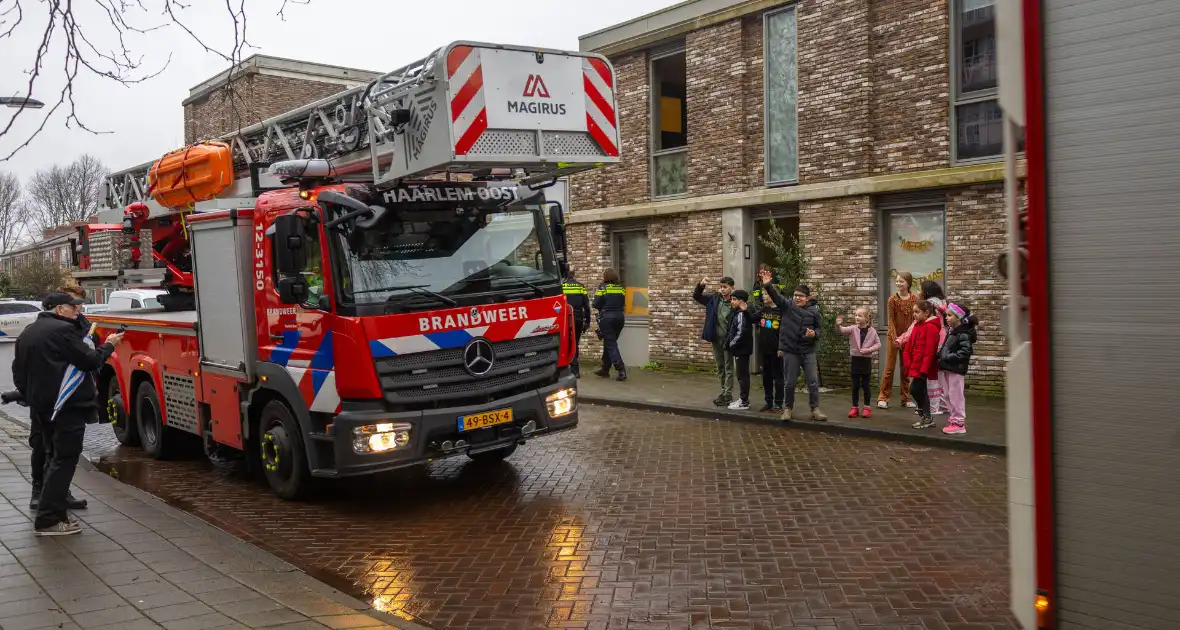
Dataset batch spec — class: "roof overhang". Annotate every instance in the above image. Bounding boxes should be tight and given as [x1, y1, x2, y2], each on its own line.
[580, 0, 792, 56]
[183, 54, 382, 106]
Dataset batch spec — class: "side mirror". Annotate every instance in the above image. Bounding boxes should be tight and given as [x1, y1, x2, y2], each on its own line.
[277, 277, 308, 305]
[548, 202, 567, 255]
[273, 214, 308, 274]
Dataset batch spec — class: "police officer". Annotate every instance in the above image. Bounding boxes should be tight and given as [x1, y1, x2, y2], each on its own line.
[751, 264, 786, 413]
[591, 268, 627, 381]
[562, 270, 591, 377]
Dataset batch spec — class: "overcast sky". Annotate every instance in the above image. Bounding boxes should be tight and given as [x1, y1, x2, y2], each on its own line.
[0, 0, 667, 184]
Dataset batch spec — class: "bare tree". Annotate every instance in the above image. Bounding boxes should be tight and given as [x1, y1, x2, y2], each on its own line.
[0, 171, 25, 252]
[0, 0, 312, 161]
[25, 154, 107, 232]
[9, 252, 67, 298]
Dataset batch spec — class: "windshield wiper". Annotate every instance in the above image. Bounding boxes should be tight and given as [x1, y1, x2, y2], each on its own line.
[495, 276, 546, 297]
[355, 284, 458, 307]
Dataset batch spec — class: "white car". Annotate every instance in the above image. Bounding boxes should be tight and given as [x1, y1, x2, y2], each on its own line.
[0, 299, 44, 340]
[105, 289, 166, 311]
[82, 303, 111, 315]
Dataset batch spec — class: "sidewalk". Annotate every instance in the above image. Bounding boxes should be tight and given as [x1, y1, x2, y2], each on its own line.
[0, 417, 425, 630]
[578, 369, 1006, 453]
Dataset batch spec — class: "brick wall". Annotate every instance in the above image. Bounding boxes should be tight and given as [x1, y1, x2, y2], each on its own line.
[945, 183, 1008, 393]
[568, 52, 650, 211]
[647, 211, 723, 367]
[797, 0, 873, 183]
[800, 195, 878, 383]
[740, 16, 766, 190]
[685, 21, 747, 197]
[567, 223, 612, 362]
[869, 0, 950, 174]
[183, 74, 351, 144]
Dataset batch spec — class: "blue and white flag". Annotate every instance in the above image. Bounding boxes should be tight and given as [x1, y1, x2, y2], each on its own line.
[50, 323, 96, 422]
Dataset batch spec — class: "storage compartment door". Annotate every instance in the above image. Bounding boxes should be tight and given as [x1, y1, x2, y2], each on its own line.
[190, 217, 255, 376]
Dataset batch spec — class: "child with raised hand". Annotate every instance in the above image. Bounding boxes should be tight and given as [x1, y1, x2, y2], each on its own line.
[937, 303, 976, 435]
[836, 308, 881, 418]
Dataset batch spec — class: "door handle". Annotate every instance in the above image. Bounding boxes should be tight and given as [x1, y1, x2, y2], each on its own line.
[269, 334, 284, 342]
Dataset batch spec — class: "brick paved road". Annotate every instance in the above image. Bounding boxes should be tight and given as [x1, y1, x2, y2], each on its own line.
[0, 344, 1016, 630]
[68, 407, 1017, 630]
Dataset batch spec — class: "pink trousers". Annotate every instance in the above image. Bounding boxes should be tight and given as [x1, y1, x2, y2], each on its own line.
[943, 372, 966, 426]
[928, 375, 945, 414]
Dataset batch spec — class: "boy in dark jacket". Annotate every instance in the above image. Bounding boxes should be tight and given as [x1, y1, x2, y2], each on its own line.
[725, 290, 755, 410]
[937, 303, 976, 435]
[751, 265, 786, 413]
[758, 269, 827, 422]
[693, 276, 736, 406]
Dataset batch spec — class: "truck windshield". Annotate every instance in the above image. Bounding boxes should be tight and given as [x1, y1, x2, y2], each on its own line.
[332, 205, 560, 308]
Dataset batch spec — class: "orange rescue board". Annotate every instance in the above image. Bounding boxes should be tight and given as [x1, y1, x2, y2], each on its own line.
[149, 141, 234, 208]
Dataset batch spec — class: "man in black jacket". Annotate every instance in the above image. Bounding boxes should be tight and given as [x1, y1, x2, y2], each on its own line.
[25, 285, 93, 512]
[562, 270, 591, 378]
[14, 292, 123, 536]
[759, 269, 827, 422]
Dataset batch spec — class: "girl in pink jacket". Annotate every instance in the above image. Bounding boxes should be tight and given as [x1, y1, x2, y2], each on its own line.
[837, 307, 881, 418]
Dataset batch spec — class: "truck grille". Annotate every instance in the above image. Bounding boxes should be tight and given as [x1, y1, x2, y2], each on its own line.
[374, 334, 560, 408]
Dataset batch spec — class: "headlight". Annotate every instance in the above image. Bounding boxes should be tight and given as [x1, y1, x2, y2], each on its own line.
[352, 422, 412, 454]
[545, 388, 576, 418]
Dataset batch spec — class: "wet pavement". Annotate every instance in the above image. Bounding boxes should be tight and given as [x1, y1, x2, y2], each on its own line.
[0, 345, 1018, 630]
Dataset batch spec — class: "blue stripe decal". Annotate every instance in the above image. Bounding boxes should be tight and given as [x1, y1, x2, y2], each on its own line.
[310, 332, 334, 370]
[369, 340, 395, 358]
[268, 331, 302, 367]
[424, 329, 474, 350]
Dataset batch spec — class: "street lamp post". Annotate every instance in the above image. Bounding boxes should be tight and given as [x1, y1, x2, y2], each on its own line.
[0, 97, 45, 109]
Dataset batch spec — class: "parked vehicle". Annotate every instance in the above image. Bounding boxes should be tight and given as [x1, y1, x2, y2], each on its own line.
[105, 289, 165, 311]
[0, 299, 44, 340]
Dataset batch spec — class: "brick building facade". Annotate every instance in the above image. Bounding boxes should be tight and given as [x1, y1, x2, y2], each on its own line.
[569, 0, 1019, 393]
[182, 55, 382, 144]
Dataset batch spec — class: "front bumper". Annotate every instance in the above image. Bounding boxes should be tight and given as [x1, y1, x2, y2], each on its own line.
[319, 374, 579, 478]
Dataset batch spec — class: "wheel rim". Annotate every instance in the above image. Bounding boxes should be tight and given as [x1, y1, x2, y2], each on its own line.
[261, 422, 293, 483]
[139, 395, 159, 445]
[108, 381, 125, 431]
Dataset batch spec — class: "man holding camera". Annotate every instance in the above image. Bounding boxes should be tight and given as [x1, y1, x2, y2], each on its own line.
[13, 292, 123, 536]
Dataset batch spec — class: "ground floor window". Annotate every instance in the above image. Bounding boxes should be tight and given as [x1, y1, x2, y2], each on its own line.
[613, 230, 649, 317]
[884, 207, 946, 295]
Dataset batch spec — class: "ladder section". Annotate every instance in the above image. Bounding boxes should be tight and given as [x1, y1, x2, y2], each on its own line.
[100, 41, 619, 211]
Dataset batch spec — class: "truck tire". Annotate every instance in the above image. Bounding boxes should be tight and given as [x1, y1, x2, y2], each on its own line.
[136, 381, 175, 459]
[468, 442, 518, 464]
[107, 378, 138, 446]
[258, 401, 311, 500]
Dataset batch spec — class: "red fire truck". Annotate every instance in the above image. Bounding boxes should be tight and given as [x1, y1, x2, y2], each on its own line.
[999, 2, 1179, 628]
[78, 41, 619, 499]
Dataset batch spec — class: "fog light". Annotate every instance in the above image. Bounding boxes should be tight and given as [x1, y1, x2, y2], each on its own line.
[352, 422, 411, 454]
[545, 388, 576, 418]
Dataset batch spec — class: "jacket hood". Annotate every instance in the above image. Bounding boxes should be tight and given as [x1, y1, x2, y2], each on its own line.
[953, 324, 978, 342]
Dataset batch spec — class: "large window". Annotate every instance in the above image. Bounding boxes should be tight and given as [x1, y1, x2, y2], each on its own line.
[651, 49, 687, 198]
[764, 6, 798, 185]
[613, 231, 649, 317]
[952, 0, 1003, 162]
[884, 209, 946, 297]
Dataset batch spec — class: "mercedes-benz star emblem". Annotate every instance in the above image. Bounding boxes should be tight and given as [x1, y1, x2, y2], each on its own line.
[463, 338, 495, 377]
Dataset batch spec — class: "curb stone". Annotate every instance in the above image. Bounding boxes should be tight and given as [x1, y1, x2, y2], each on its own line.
[579, 397, 1006, 455]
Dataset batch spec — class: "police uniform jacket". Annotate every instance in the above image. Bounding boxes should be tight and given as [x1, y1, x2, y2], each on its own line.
[592, 283, 626, 315]
[562, 280, 591, 333]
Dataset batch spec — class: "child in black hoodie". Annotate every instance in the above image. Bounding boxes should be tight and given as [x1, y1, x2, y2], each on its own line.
[726, 290, 755, 410]
[937, 303, 976, 435]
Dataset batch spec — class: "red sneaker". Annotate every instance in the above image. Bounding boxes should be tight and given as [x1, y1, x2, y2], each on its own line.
[862, 407, 872, 418]
[847, 407, 860, 418]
